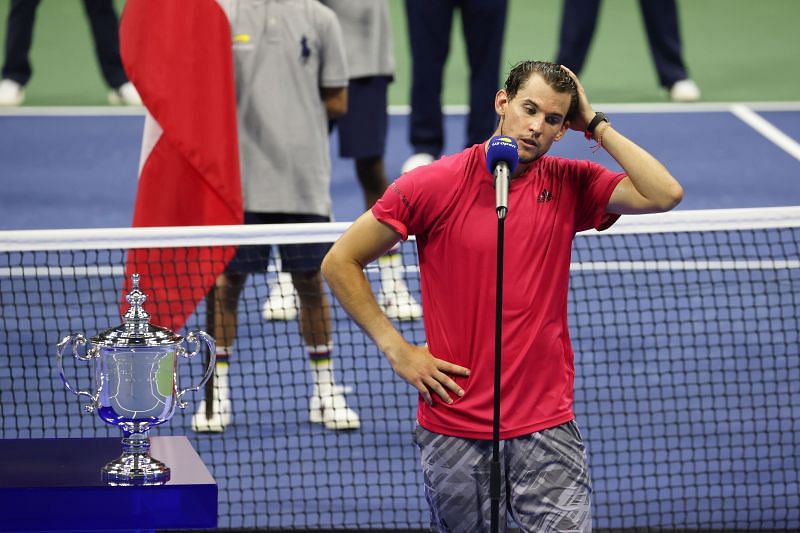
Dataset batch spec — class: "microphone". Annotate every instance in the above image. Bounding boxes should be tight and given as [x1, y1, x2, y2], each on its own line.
[486, 136, 519, 219]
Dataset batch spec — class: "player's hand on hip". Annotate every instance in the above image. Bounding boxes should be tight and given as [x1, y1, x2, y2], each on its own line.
[387, 344, 470, 406]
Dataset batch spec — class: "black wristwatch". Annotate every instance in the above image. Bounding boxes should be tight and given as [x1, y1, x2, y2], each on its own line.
[586, 112, 609, 135]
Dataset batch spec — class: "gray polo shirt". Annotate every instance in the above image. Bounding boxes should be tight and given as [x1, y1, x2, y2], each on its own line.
[229, 0, 348, 216]
[321, 0, 394, 79]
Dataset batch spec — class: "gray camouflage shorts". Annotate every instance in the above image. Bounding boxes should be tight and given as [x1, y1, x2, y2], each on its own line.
[414, 421, 592, 532]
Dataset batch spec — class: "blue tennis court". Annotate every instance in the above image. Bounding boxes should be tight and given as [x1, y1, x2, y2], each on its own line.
[0, 106, 798, 530]
[2, 104, 800, 230]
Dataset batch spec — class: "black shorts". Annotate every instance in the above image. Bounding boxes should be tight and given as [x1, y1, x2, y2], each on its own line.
[225, 212, 331, 274]
[335, 75, 390, 159]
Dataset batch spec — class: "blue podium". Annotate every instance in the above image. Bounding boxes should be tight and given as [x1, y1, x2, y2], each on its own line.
[0, 436, 217, 532]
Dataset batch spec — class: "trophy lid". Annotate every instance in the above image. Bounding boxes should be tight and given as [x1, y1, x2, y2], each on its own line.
[91, 274, 184, 347]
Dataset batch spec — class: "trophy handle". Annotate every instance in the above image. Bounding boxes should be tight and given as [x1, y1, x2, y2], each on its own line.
[56, 333, 103, 413]
[175, 330, 216, 408]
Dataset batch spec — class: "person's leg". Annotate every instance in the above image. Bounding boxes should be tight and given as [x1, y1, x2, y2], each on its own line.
[415, 426, 509, 532]
[1, 0, 40, 85]
[554, 0, 601, 76]
[278, 215, 360, 430]
[639, 0, 699, 101]
[337, 76, 423, 321]
[355, 156, 388, 208]
[291, 269, 331, 350]
[81, 0, 128, 89]
[506, 421, 593, 532]
[352, 158, 423, 321]
[404, 0, 455, 159]
[460, 0, 507, 148]
[192, 270, 247, 433]
[638, 0, 689, 88]
[338, 77, 391, 207]
[290, 267, 360, 430]
[208, 271, 247, 360]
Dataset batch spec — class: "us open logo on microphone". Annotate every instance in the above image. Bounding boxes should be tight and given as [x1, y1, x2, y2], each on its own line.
[494, 137, 516, 149]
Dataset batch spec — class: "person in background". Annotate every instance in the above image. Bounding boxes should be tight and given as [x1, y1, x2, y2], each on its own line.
[0, 0, 140, 106]
[262, 0, 422, 323]
[400, 0, 508, 174]
[556, 0, 700, 102]
[322, 60, 683, 530]
[192, 0, 360, 433]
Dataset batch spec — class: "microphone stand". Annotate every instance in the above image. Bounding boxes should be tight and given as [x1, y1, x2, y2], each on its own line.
[490, 169, 509, 533]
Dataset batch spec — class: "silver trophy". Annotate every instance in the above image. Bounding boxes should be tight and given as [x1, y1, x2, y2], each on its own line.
[57, 274, 215, 485]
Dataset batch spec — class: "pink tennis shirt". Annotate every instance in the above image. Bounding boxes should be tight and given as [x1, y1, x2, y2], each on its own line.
[373, 143, 625, 439]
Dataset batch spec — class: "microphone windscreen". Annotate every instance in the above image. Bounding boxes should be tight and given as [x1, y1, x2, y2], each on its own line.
[486, 136, 519, 175]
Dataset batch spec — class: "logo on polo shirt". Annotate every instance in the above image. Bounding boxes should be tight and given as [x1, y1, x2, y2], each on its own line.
[300, 35, 311, 64]
[538, 188, 553, 203]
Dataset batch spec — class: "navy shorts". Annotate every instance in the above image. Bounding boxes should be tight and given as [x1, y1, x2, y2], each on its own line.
[225, 212, 331, 274]
[336, 75, 390, 159]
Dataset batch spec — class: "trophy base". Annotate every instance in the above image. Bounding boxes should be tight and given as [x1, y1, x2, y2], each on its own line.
[101, 434, 171, 486]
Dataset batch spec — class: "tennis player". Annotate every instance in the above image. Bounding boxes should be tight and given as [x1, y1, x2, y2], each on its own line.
[322, 61, 683, 530]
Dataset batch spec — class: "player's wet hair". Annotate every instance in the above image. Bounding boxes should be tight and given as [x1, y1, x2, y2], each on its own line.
[503, 61, 578, 121]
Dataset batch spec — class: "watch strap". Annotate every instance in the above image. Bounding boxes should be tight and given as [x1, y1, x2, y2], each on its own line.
[586, 112, 609, 135]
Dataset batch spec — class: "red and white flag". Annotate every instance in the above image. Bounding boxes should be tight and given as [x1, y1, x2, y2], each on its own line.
[120, 0, 242, 332]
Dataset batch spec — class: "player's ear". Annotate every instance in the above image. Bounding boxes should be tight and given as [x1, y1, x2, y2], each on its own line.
[494, 89, 508, 116]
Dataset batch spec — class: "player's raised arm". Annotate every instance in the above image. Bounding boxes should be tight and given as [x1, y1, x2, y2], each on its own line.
[562, 65, 684, 214]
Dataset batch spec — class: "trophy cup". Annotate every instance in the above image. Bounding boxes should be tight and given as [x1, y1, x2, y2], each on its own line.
[56, 274, 215, 486]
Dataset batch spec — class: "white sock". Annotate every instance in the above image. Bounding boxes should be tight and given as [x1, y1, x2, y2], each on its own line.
[308, 344, 334, 397]
[213, 348, 230, 400]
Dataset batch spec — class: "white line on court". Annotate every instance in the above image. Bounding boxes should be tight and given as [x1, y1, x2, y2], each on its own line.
[389, 101, 800, 115]
[2, 101, 800, 117]
[730, 104, 800, 162]
[0, 106, 145, 116]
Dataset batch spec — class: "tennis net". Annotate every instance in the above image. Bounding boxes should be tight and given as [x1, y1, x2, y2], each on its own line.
[0, 206, 798, 530]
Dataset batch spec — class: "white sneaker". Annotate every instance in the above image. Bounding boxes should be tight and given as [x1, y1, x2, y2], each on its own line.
[309, 385, 360, 430]
[108, 82, 142, 106]
[401, 152, 435, 174]
[191, 368, 231, 433]
[261, 272, 299, 321]
[669, 79, 701, 102]
[378, 253, 423, 321]
[379, 280, 423, 321]
[0, 79, 25, 106]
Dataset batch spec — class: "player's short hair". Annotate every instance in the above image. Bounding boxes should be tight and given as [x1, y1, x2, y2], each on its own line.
[503, 60, 578, 121]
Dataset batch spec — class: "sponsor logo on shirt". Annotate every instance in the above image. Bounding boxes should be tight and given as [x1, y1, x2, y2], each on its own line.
[538, 188, 553, 203]
[391, 182, 411, 209]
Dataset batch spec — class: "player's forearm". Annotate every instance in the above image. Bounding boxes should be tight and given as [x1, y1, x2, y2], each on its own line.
[321, 252, 409, 358]
[599, 124, 684, 212]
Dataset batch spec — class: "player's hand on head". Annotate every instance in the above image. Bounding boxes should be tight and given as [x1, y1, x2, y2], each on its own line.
[388, 344, 470, 406]
[560, 65, 595, 132]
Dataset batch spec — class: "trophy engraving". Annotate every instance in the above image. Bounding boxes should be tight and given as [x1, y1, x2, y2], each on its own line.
[57, 274, 215, 485]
